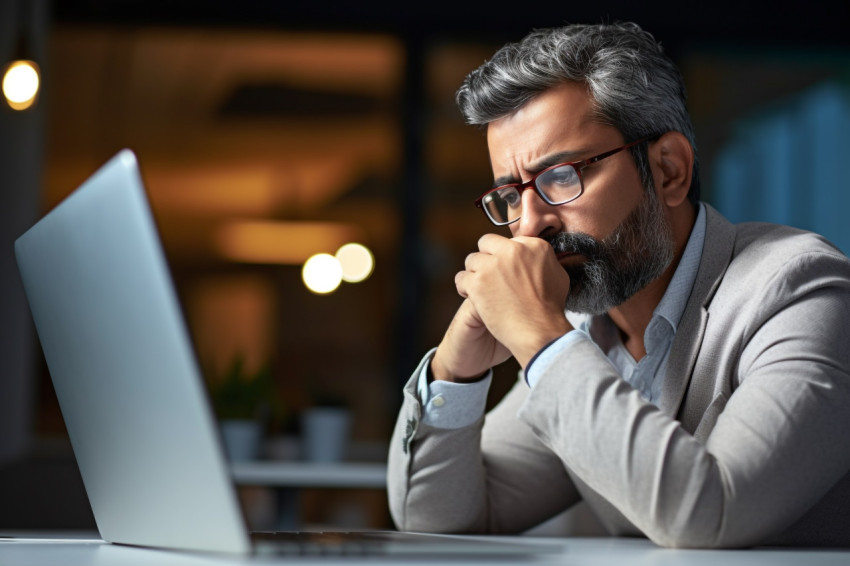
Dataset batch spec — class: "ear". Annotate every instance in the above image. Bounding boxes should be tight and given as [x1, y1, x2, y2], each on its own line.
[650, 131, 693, 208]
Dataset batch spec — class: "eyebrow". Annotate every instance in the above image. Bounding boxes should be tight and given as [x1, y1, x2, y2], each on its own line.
[491, 148, 590, 188]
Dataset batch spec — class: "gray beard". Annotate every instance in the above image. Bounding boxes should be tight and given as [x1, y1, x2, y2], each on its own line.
[547, 189, 675, 315]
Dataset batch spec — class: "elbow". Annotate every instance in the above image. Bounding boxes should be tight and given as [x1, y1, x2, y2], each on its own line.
[642, 510, 760, 550]
[648, 528, 737, 550]
[649, 531, 754, 550]
[387, 475, 481, 534]
[640, 490, 746, 548]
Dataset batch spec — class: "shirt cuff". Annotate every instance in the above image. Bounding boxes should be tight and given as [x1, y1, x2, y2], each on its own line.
[415, 349, 493, 429]
[523, 330, 590, 389]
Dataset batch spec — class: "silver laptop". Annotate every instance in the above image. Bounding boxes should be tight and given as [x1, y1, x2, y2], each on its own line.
[14, 150, 562, 557]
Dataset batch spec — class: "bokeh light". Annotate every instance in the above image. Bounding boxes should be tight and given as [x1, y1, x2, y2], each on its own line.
[302, 253, 343, 294]
[2, 60, 40, 111]
[336, 243, 374, 283]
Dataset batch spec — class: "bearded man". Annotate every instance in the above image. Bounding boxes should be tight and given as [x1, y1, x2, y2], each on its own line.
[387, 22, 850, 548]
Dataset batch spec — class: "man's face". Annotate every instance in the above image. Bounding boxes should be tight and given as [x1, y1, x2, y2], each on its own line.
[485, 82, 674, 314]
[547, 187, 674, 314]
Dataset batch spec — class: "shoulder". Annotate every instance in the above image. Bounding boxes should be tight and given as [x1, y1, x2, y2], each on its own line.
[713, 220, 850, 314]
[729, 221, 850, 280]
[732, 221, 845, 260]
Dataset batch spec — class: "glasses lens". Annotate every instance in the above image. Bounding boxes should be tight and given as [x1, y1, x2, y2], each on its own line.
[482, 186, 522, 225]
[537, 164, 581, 204]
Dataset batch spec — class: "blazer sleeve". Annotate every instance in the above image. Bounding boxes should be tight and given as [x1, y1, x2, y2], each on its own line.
[387, 353, 580, 533]
[517, 250, 850, 548]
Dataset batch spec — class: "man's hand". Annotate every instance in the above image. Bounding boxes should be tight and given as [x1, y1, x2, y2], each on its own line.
[453, 234, 574, 368]
[431, 298, 511, 382]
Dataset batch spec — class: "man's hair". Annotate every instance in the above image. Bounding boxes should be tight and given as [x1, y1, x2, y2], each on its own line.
[456, 22, 700, 205]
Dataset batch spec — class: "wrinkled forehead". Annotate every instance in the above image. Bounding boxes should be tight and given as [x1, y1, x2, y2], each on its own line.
[485, 83, 620, 175]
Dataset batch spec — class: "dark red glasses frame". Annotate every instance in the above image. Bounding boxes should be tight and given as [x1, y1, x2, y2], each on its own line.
[474, 136, 653, 225]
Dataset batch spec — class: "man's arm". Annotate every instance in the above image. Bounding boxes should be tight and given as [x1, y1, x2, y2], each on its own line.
[387, 353, 581, 533]
[387, 356, 489, 533]
[388, 233, 580, 533]
[517, 252, 850, 548]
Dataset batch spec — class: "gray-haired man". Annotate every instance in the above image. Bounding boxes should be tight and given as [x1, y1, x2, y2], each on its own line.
[387, 22, 850, 548]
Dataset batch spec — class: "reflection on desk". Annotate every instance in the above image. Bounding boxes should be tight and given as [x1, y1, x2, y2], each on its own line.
[230, 461, 387, 489]
[2, 534, 850, 565]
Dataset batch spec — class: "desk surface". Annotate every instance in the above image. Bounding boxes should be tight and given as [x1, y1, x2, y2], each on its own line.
[2, 533, 849, 565]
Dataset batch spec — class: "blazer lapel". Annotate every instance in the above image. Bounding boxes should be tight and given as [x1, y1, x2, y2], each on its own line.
[659, 205, 736, 421]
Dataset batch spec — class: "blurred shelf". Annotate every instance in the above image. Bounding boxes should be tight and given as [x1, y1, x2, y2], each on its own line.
[230, 461, 387, 489]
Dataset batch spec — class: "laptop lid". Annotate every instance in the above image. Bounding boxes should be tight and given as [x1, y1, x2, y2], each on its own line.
[15, 150, 566, 559]
[15, 150, 252, 554]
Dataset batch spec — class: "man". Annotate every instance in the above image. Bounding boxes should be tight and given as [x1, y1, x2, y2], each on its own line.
[387, 22, 850, 548]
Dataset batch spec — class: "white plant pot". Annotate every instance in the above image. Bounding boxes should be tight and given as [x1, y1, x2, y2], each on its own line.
[220, 419, 262, 461]
[301, 408, 351, 463]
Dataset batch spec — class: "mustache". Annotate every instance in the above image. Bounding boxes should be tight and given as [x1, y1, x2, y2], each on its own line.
[546, 231, 605, 260]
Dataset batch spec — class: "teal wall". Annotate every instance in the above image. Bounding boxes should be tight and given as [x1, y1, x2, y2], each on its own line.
[712, 82, 850, 253]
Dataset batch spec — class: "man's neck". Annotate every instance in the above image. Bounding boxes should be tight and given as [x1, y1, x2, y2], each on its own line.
[607, 203, 697, 361]
[607, 268, 675, 361]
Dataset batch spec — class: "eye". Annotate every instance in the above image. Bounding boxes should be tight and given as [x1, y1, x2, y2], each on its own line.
[544, 165, 579, 187]
[496, 187, 521, 208]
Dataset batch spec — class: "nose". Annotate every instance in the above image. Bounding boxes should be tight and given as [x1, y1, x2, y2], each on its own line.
[512, 187, 563, 239]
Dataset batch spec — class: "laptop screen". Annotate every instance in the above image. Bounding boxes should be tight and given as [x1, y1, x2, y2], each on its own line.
[15, 150, 252, 554]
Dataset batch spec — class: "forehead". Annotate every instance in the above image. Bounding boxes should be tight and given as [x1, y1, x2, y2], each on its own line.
[486, 82, 614, 169]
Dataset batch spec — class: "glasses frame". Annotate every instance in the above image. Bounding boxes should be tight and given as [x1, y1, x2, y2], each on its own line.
[474, 136, 654, 226]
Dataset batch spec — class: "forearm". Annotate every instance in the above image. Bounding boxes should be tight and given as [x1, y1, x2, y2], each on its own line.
[387, 356, 490, 533]
[520, 341, 723, 547]
[519, 301, 850, 548]
[387, 353, 580, 534]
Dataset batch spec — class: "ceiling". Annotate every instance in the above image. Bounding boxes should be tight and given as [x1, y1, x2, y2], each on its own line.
[49, 1, 850, 54]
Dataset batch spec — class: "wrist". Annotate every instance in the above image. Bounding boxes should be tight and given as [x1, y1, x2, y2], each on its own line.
[429, 353, 488, 384]
[514, 321, 574, 369]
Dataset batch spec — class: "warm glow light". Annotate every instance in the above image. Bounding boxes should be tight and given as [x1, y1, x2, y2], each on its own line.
[2, 60, 40, 111]
[302, 253, 343, 294]
[216, 221, 365, 265]
[336, 243, 374, 283]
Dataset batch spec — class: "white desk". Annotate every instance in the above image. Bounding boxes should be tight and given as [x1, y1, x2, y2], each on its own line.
[2, 533, 850, 565]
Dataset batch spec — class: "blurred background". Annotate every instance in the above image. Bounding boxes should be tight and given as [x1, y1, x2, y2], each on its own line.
[1, 0, 849, 534]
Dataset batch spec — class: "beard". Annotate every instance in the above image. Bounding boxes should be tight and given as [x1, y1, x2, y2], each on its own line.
[547, 188, 675, 315]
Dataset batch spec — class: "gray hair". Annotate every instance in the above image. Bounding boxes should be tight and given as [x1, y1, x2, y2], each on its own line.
[456, 22, 700, 205]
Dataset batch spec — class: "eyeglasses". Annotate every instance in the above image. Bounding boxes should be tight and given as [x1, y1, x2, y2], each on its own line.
[474, 137, 652, 226]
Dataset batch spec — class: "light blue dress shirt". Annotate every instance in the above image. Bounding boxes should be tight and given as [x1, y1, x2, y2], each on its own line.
[419, 204, 707, 429]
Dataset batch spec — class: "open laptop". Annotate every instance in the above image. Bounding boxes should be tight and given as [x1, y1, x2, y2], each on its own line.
[14, 150, 563, 557]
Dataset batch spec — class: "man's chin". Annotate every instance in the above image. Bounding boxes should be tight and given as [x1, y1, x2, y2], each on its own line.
[562, 269, 633, 315]
[562, 279, 598, 314]
[564, 288, 625, 316]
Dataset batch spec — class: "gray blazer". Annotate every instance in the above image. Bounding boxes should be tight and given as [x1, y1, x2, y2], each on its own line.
[387, 205, 850, 548]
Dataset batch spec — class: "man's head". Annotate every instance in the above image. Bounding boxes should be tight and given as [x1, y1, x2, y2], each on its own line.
[457, 23, 697, 314]
[457, 21, 699, 207]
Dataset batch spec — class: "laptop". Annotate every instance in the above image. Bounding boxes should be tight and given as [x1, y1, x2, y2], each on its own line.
[14, 150, 563, 557]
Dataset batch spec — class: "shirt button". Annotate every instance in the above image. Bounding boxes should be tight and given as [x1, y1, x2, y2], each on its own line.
[432, 396, 445, 407]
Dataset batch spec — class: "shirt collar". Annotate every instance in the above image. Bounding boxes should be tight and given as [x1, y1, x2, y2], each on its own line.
[652, 203, 707, 333]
